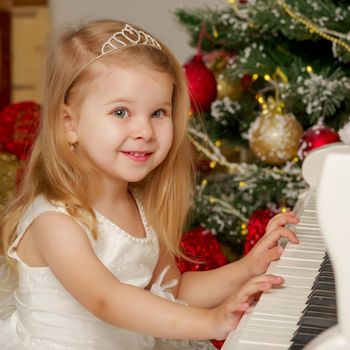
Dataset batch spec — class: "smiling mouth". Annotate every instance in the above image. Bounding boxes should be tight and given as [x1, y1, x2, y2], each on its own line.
[122, 151, 153, 162]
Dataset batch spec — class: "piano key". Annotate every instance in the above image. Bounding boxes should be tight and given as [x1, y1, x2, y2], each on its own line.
[302, 305, 336, 316]
[290, 332, 317, 346]
[307, 296, 336, 307]
[302, 310, 337, 320]
[269, 266, 319, 279]
[267, 258, 321, 270]
[239, 329, 293, 346]
[298, 315, 337, 329]
[280, 250, 324, 262]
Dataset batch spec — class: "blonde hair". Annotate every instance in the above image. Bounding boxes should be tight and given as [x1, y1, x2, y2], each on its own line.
[0, 20, 195, 270]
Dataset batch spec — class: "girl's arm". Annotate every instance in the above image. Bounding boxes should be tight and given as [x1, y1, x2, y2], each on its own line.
[30, 212, 278, 340]
[153, 212, 299, 309]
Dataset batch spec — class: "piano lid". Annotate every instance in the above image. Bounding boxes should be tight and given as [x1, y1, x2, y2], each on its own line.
[302, 142, 350, 188]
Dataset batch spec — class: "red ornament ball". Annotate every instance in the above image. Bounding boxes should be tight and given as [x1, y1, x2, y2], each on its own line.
[298, 124, 340, 160]
[184, 54, 217, 113]
[243, 209, 276, 255]
[0, 101, 40, 160]
[176, 226, 227, 273]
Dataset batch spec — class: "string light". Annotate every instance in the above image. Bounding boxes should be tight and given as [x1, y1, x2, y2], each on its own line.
[209, 160, 217, 168]
[252, 73, 259, 81]
[264, 74, 271, 81]
[209, 196, 216, 204]
[280, 207, 287, 213]
[241, 222, 248, 235]
[257, 96, 265, 104]
[306, 65, 313, 73]
[239, 181, 247, 187]
[211, 24, 219, 38]
[215, 140, 222, 147]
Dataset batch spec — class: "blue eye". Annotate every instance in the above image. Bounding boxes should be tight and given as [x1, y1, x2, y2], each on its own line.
[152, 109, 165, 118]
[112, 108, 129, 118]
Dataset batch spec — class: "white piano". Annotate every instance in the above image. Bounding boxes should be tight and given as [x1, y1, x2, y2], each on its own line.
[222, 142, 350, 350]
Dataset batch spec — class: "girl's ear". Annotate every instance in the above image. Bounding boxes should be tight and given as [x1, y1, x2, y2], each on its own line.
[62, 104, 79, 144]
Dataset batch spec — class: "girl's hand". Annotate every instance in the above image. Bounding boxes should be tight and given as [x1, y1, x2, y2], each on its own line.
[244, 212, 299, 276]
[211, 274, 284, 340]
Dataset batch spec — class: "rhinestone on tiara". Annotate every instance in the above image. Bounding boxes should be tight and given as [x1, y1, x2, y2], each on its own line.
[101, 24, 161, 54]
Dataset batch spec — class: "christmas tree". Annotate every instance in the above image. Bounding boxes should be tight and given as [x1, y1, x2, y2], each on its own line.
[176, 0, 350, 258]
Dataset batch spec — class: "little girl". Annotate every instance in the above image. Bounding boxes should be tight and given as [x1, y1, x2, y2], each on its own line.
[0, 20, 299, 350]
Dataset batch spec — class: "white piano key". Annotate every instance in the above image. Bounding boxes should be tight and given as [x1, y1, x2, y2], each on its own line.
[259, 293, 307, 305]
[239, 328, 293, 345]
[294, 237, 326, 245]
[242, 321, 298, 338]
[249, 314, 297, 324]
[294, 242, 325, 250]
[280, 275, 315, 288]
[245, 318, 298, 329]
[268, 257, 321, 270]
[295, 225, 322, 232]
[253, 301, 304, 318]
[284, 245, 325, 253]
[234, 343, 289, 350]
[295, 228, 322, 235]
[269, 265, 319, 279]
[299, 216, 318, 222]
[295, 231, 323, 239]
[297, 222, 319, 229]
[281, 250, 324, 262]
[244, 322, 296, 334]
[286, 245, 325, 253]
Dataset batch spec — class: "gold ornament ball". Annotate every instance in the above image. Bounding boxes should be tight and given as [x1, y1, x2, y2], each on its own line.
[216, 75, 243, 101]
[249, 111, 303, 165]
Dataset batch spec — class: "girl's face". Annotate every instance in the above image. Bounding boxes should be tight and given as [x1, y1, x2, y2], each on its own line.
[65, 64, 174, 186]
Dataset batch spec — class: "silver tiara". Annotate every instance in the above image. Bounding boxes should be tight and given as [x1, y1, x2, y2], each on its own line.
[101, 24, 161, 54]
[66, 24, 162, 91]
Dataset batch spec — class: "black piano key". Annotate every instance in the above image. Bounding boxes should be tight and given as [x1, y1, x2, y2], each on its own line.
[307, 296, 336, 307]
[311, 281, 335, 291]
[308, 289, 336, 299]
[291, 332, 318, 346]
[313, 274, 334, 284]
[289, 345, 304, 350]
[294, 325, 325, 335]
[305, 304, 336, 314]
[302, 310, 337, 320]
[299, 315, 337, 329]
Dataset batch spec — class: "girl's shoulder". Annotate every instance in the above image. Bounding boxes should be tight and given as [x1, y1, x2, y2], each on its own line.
[19, 195, 67, 230]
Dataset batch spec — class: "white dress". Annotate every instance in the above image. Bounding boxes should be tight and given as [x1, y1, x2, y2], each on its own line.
[0, 195, 215, 350]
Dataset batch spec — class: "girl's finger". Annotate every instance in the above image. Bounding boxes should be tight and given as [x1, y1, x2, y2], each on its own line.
[262, 227, 299, 248]
[266, 212, 299, 233]
[237, 275, 284, 300]
[264, 245, 284, 263]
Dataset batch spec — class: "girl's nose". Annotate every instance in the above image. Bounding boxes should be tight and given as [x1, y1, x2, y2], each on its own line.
[131, 116, 154, 141]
